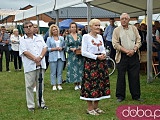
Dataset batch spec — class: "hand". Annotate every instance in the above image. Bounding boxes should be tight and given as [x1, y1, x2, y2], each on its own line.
[57, 47, 63, 51]
[97, 54, 106, 60]
[34, 56, 42, 63]
[71, 48, 76, 52]
[126, 50, 134, 57]
[36, 62, 41, 66]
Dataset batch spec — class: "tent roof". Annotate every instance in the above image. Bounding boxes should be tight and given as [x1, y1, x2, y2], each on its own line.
[85, 0, 160, 17]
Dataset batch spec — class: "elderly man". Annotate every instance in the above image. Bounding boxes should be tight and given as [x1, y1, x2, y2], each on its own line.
[112, 13, 142, 102]
[19, 21, 48, 111]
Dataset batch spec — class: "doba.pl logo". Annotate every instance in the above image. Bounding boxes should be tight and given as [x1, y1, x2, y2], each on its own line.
[116, 105, 160, 120]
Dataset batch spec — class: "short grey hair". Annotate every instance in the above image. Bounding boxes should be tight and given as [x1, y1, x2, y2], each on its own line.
[120, 13, 130, 19]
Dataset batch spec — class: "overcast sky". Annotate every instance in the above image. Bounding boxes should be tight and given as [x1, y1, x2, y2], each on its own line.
[0, 0, 52, 10]
[0, 0, 86, 10]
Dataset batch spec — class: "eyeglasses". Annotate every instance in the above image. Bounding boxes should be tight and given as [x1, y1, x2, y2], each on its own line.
[24, 25, 33, 28]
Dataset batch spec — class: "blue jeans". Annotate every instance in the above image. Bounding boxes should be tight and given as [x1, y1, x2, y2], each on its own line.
[50, 59, 64, 85]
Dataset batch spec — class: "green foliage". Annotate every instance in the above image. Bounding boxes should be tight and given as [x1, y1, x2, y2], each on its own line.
[0, 61, 160, 120]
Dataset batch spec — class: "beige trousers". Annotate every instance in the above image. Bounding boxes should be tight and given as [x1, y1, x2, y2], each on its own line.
[25, 69, 45, 108]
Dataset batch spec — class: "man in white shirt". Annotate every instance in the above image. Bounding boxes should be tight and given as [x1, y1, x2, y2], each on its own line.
[19, 21, 48, 112]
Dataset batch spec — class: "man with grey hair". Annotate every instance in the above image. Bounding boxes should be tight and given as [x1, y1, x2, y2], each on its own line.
[19, 21, 48, 111]
[112, 13, 142, 102]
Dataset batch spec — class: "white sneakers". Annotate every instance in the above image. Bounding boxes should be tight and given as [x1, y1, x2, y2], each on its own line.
[57, 85, 63, 90]
[33, 86, 36, 92]
[52, 86, 57, 90]
[75, 85, 79, 90]
[74, 85, 81, 90]
[52, 85, 63, 91]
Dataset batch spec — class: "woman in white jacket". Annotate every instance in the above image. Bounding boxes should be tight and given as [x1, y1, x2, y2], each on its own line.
[10, 29, 22, 71]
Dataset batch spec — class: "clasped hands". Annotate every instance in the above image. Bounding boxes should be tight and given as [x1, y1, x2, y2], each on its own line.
[55, 47, 63, 51]
[126, 49, 135, 57]
[34, 56, 42, 66]
[97, 54, 106, 60]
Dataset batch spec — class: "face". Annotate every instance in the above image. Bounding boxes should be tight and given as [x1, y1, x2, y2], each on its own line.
[33, 26, 39, 34]
[120, 14, 130, 27]
[14, 31, 19, 36]
[52, 27, 58, 36]
[70, 24, 77, 33]
[110, 20, 115, 26]
[1, 28, 6, 33]
[90, 21, 100, 34]
[23, 23, 34, 34]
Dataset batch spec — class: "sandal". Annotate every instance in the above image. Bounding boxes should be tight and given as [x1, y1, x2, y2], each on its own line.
[87, 109, 99, 116]
[39, 106, 48, 110]
[95, 108, 105, 114]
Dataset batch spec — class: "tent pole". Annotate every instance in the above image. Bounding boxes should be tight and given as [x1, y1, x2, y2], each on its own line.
[36, 15, 40, 33]
[55, 10, 59, 27]
[147, 0, 153, 83]
[15, 21, 17, 29]
[86, 2, 91, 32]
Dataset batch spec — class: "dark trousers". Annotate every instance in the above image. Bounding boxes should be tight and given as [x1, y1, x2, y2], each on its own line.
[106, 41, 116, 61]
[45, 55, 49, 70]
[13, 51, 22, 70]
[0, 45, 10, 71]
[116, 53, 141, 100]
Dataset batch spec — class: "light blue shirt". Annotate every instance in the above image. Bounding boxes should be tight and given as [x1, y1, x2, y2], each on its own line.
[103, 25, 116, 42]
[0, 33, 10, 46]
[46, 36, 66, 62]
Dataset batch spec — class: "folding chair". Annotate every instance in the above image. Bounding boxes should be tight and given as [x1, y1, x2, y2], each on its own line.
[152, 52, 160, 79]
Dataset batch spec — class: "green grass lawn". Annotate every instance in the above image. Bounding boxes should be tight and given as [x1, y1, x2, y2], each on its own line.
[0, 61, 160, 120]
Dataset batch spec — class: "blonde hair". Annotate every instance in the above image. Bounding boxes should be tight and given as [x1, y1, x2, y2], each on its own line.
[13, 29, 18, 33]
[89, 19, 101, 27]
[33, 24, 38, 28]
[49, 24, 59, 37]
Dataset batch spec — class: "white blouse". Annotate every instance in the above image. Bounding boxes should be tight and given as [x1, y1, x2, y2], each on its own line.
[55, 40, 61, 59]
[81, 34, 106, 60]
[10, 34, 21, 51]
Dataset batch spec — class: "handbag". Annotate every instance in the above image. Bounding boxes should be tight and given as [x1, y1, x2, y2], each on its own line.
[75, 48, 81, 55]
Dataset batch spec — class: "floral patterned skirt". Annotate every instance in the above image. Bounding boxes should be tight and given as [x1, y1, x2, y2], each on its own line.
[80, 57, 110, 101]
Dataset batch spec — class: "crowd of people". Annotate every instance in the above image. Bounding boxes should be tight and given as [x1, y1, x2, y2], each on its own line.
[0, 12, 160, 115]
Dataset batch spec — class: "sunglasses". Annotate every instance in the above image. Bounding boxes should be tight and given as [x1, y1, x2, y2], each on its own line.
[24, 25, 33, 28]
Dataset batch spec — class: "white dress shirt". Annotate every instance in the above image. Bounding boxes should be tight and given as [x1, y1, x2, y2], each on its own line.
[81, 34, 106, 60]
[19, 34, 47, 73]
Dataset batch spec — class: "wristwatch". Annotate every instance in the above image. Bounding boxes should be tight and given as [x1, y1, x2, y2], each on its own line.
[39, 55, 43, 59]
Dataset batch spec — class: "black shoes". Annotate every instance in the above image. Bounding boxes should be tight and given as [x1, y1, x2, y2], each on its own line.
[38, 105, 48, 110]
[117, 98, 124, 102]
[133, 98, 144, 102]
[28, 108, 35, 112]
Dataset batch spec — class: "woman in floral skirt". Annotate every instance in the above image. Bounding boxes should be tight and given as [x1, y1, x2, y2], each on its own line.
[80, 19, 110, 115]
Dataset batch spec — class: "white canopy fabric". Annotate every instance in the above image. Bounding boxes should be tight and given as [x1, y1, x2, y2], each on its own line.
[37, 0, 55, 15]
[14, 0, 55, 21]
[84, 0, 160, 17]
[54, 0, 83, 10]
[0, 9, 24, 15]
